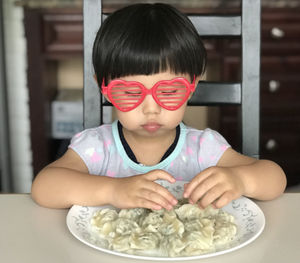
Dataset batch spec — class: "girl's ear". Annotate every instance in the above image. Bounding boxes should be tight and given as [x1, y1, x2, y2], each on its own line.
[94, 74, 111, 102]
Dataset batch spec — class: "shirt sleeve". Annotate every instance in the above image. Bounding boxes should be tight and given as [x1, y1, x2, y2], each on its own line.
[68, 128, 106, 175]
[197, 128, 231, 171]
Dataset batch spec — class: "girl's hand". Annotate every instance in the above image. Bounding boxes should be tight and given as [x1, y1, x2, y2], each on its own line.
[110, 170, 178, 210]
[183, 166, 245, 209]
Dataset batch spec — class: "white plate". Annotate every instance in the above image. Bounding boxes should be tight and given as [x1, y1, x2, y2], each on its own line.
[66, 180, 265, 261]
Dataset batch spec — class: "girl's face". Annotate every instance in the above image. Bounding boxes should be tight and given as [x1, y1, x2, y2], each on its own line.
[111, 71, 194, 139]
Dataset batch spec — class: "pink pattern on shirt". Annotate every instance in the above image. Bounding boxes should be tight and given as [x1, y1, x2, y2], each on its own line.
[175, 176, 183, 181]
[186, 147, 193, 155]
[107, 170, 116, 177]
[210, 155, 216, 161]
[75, 132, 82, 138]
[91, 152, 102, 163]
[104, 140, 111, 149]
[221, 144, 228, 151]
[199, 138, 205, 145]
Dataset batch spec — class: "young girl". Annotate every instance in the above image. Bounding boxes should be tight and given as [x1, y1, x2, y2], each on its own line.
[31, 3, 286, 210]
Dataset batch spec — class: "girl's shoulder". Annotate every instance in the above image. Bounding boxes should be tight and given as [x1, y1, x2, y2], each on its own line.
[69, 124, 113, 148]
[68, 124, 115, 175]
[183, 124, 230, 154]
[182, 125, 231, 170]
[184, 125, 227, 143]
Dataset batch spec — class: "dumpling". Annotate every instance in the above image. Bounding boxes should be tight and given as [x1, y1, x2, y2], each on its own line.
[119, 207, 147, 221]
[215, 210, 235, 224]
[182, 231, 215, 256]
[200, 218, 215, 236]
[184, 219, 204, 232]
[141, 212, 163, 230]
[110, 234, 131, 252]
[175, 204, 202, 221]
[158, 212, 184, 236]
[91, 208, 118, 237]
[98, 221, 116, 238]
[129, 232, 160, 251]
[201, 205, 220, 218]
[91, 208, 118, 228]
[214, 221, 237, 246]
[160, 234, 186, 257]
[114, 217, 141, 236]
[162, 209, 177, 220]
[90, 200, 237, 257]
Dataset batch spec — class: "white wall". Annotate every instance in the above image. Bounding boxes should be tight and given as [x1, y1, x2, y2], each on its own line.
[3, 0, 33, 192]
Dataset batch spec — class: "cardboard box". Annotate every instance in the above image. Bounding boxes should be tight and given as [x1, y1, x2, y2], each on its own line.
[51, 89, 83, 139]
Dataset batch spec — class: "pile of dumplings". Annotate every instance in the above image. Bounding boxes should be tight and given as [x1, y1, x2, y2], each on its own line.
[90, 200, 237, 257]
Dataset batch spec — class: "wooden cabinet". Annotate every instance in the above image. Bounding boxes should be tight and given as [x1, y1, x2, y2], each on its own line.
[219, 8, 300, 187]
[24, 8, 83, 175]
[260, 9, 300, 187]
[42, 11, 83, 55]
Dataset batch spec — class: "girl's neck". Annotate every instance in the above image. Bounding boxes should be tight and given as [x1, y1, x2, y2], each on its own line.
[121, 125, 178, 166]
[122, 124, 177, 146]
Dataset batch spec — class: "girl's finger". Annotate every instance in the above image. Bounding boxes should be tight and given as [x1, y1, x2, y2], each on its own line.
[214, 191, 237, 208]
[188, 175, 219, 204]
[136, 198, 162, 210]
[144, 170, 178, 206]
[183, 168, 213, 198]
[140, 188, 174, 210]
[152, 182, 178, 206]
[146, 169, 176, 184]
[197, 184, 224, 208]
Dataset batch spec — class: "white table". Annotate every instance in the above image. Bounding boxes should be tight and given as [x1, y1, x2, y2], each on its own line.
[1, 194, 299, 263]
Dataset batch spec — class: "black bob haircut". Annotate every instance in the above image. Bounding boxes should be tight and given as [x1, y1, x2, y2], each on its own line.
[92, 3, 207, 85]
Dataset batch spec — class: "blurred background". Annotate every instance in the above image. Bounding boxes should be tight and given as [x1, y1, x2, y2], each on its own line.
[1, 0, 300, 193]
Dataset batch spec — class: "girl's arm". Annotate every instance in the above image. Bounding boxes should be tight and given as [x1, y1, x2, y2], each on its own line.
[184, 148, 287, 208]
[31, 149, 113, 208]
[217, 148, 287, 200]
[31, 149, 177, 209]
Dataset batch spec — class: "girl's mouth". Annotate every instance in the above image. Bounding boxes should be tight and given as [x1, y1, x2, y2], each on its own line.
[142, 122, 162, 133]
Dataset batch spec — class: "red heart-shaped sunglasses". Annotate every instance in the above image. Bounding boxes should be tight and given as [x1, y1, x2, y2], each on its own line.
[101, 76, 196, 112]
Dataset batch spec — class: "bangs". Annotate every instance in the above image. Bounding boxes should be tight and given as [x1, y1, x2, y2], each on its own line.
[108, 31, 205, 80]
[93, 3, 206, 84]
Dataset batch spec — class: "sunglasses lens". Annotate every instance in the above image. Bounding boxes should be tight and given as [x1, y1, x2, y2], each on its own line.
[155, 81, 189, 110]
[110, 84, 143, 111]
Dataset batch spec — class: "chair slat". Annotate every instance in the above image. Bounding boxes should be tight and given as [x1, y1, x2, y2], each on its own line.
[188, 15, 241, 36]
[102, 14, 241, 36]
[83, 0, 102, 128]
[189, 82, 241, 105]
[241, 0, 261, 158]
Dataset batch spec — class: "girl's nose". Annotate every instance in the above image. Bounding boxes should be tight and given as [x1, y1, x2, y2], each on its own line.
[142, 94, 161, 114]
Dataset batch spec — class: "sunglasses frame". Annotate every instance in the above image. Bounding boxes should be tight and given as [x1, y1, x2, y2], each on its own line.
[101, 76, 196, 112]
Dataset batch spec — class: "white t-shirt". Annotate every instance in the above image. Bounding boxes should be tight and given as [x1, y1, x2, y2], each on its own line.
[69, 121, 230, 181]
